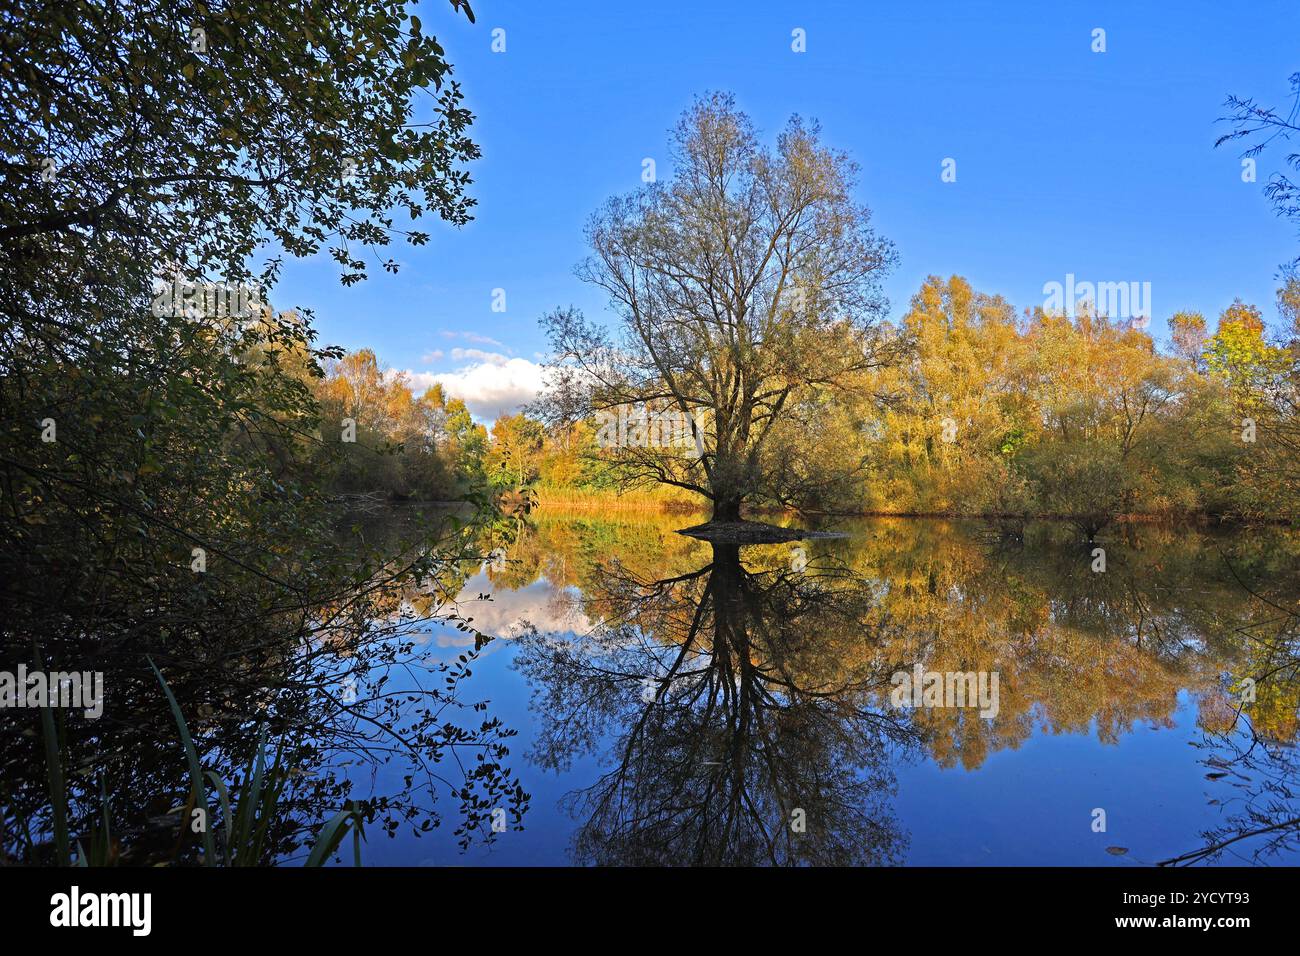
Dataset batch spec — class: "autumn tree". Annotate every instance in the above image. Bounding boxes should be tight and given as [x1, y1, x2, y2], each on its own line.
[486, 413, 544, 488]
[1201, 297, 1300, 517]
[1205, 300, 1287, 401]
[1279, 276, 1300, 339]
[865, 275, 1029, 514]
[1169, 311, 1208, 369]
[534, 93, 897, 522]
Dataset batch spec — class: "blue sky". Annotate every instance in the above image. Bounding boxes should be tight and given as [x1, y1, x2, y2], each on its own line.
[271, 0, 1300, 420]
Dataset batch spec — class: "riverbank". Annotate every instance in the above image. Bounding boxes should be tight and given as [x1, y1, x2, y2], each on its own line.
[529, 494, 1295, 527]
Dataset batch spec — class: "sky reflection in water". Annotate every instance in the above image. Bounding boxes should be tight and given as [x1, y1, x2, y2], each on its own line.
[346, 513, 1300, 867]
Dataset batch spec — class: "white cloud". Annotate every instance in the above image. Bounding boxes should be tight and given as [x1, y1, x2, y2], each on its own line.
[445, 573, 591, 642]
[420, 349, 444, 363]
[439, 330, 506, 348]
[450, 347, 509, 365]
[403, 355, 545, 421]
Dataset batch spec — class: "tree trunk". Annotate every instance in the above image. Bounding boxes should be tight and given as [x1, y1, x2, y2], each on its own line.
[712, 493, 743, 522]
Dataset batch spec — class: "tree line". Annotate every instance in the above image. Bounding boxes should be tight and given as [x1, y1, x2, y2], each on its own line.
[354, 270, 1299, 525]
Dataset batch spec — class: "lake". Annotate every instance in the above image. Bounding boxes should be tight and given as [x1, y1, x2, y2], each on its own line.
[331, 509, 1300, 866]
[7, 505, 1296, 866]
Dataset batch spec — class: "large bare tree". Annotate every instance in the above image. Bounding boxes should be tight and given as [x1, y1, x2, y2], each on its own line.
[534, 93, 897, 522]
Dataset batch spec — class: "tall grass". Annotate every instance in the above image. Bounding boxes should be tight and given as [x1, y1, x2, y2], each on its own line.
[533, 486, 704, 514]
[148, 657, 217, 863]
[35, 644, 70, 866]
[7, 660, 368, 867]
[10, 658, 371, 868]
[148, 658, 366, 867]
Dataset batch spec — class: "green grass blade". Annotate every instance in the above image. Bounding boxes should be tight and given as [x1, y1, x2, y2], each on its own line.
[305, 805, 356, 867]
[249, 736, 286, 862]
[35, 644, 70, 867]
[147, 657, 216, 864]
[232, 728, 268, 864]
[95, 776, 113, 865]
[352, 812, 366, 867]
[38, 704, 70, 866]
[204, 771, 232, 867]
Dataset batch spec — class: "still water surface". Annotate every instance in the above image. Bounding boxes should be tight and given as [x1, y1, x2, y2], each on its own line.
[342, 510, 1300, 866]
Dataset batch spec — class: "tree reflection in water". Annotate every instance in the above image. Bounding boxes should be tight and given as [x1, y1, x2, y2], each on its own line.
[516, 540, 920, 865]
[507, 514, 1300, 866]
[16, 506, 1298, 866]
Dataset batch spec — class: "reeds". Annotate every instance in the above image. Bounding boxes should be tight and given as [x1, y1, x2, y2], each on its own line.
[148, 659, 366, 867]
[533, 486, 704, 514]
[8, 660, 367, 867]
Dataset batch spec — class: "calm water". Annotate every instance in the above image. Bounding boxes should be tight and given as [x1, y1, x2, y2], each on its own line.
[336, 511, 1300, 866]
[10, 507, 1295, 865]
